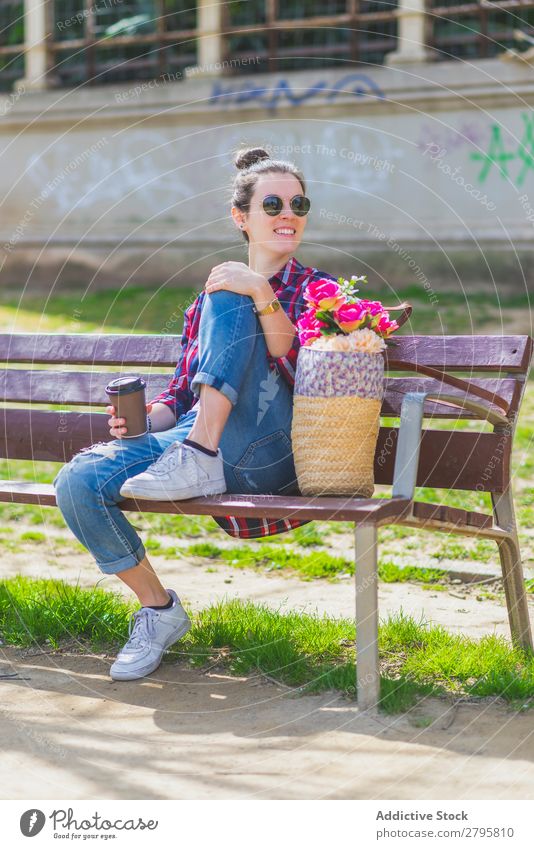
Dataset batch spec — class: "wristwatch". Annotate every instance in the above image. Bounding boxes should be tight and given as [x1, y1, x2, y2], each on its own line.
[252, 297, 281, 316]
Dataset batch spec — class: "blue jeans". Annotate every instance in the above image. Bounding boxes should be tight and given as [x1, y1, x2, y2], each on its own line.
[53, 290, 298, 575]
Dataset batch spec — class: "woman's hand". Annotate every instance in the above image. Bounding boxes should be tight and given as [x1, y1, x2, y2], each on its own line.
[204, 261, 268, 297]
[106, 403, 153, 438]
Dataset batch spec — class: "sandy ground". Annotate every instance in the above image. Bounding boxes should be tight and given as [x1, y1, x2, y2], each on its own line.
[1, 547, 534, 799]
[1, 646, 533, 800]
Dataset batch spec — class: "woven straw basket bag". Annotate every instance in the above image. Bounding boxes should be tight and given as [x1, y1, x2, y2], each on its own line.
[291, 303, 411, 498]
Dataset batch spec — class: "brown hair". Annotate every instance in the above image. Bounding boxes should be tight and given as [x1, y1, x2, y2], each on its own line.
[231, 146, 306, 243]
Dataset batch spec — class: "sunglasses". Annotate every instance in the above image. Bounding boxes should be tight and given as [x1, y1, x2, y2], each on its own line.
[262, 194, 311, 217]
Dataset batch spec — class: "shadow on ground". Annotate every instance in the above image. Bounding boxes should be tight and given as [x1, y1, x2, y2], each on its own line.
[1, 647, 533, 800]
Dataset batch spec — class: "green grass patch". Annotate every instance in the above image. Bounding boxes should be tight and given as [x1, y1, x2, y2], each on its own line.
[378, 560, 446, 584]
[184, 542, 350, 580]
[1, 578, 533, 713]
[182, 542, 448, 584]
[0, 576, 134, 649]
[0, 285, 199, 335]
[19, 530, 47, 543]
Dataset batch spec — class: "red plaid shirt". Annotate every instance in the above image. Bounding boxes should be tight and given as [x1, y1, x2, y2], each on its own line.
[149, 256, 337, 538]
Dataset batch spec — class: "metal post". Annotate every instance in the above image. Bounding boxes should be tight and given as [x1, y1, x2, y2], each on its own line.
[355, 523, 381, 711]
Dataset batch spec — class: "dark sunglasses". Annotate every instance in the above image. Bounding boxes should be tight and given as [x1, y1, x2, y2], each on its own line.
[262, 194, 311, 217]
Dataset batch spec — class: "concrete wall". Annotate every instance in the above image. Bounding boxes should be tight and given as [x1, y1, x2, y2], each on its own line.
[1, 59, 533, 291]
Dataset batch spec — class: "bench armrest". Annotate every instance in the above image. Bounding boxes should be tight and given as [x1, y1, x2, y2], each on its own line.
[391, 391, 511, 500]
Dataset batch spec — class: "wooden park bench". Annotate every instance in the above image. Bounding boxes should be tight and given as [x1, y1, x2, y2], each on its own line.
[0, 331, 532, 711]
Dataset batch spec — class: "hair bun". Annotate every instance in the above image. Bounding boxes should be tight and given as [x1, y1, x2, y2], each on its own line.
[234, 147, 271, 171]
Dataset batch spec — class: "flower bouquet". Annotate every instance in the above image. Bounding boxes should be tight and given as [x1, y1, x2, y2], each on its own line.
[290, 275, 410, 497]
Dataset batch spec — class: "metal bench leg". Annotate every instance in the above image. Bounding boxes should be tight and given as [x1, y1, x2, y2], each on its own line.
[355, 523, 380, 711]
[492, 490, 533, 651]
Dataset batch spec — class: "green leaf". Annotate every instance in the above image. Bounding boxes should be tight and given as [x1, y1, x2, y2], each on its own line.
[315, 311, 339, 329]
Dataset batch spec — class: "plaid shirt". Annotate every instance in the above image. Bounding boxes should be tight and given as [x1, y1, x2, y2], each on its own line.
[149, 256, 337, 538]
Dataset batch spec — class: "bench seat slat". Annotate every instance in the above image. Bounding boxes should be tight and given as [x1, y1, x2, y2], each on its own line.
[0, 334, 531, 373]
[0, 481, 495, 530]
[0, 370, 522, 420]
[0, 480, 502, 539]
[0, 480, 412, 523]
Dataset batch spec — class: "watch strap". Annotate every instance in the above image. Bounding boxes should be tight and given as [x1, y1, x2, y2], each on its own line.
[253, 298, 281, 316]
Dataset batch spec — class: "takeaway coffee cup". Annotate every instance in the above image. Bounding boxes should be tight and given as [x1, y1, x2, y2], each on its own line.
[105, 376, 148, 438]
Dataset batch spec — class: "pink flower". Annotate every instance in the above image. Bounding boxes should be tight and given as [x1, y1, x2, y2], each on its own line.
[296, 307, 329, 345]
[300, 329, 323, 346]
[374, 313, 399, 337]
[297, 307, 318, 329]
[304, 278, 347, 312]
[358, 299, 383, 317]
[333, 301, 369, 332]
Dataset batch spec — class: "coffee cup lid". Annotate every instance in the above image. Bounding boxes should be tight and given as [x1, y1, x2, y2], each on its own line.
[105, 375, 146, 395]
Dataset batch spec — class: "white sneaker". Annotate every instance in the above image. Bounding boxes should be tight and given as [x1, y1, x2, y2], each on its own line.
[110, 589, 191, 681]
[119, 441, 227, 501]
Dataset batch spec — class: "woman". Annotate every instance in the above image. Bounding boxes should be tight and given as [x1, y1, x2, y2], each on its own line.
[53, 146, 337, 682]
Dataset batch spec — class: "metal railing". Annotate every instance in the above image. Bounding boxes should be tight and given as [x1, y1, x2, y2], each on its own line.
[1, 0, 533, 91]
[221, 1, 399, 73]
[428, 0, 534, 60]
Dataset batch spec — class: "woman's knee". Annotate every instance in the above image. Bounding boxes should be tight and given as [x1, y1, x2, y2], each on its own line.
[206, 289, 254, 312]
[54, 459, 97, 516]
[53, 447, 118, 509]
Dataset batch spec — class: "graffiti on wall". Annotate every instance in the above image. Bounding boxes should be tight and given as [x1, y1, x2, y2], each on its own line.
[210, 73, 386, 112]
[470, 112, 534, 186]
[416, 121, 487, 153]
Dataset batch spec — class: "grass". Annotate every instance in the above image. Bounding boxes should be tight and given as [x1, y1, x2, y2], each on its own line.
[181, 542, 448, 584]
[0, 285, 199, 335]
[1, 577, 533, 714]
[2, 282, 529, 336]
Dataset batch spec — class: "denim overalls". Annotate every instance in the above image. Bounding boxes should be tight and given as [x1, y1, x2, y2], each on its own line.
[53, 289, 298, 575]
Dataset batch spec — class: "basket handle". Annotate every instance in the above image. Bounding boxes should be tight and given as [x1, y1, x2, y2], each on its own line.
[385, 356, 511, 414]
[381, 301, 412, 330]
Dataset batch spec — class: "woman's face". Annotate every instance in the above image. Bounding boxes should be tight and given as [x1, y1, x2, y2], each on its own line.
[234, 172, 308, 255]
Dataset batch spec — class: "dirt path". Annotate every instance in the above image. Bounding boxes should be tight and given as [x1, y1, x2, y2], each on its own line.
[1, 646, 533, 800]
[2, 547, 533, 799]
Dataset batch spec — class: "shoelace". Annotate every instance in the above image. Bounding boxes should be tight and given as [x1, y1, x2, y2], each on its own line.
[148, 441, 188, 476]
[149, 441, 216, 479]
[124, 607, 159, 650]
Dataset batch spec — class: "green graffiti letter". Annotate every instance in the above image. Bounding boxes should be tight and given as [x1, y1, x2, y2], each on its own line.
[515, 112, 534, 187]
[470, 124, 515, 183]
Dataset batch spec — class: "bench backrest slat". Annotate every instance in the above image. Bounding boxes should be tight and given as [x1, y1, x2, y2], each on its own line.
[0, 333, 529, 496]
[0, 409, 510, 492]
[385, 335, 532, 372]
[0, 333, 531, 371]
[0, 370, 523, 420]
[0, 334, 180, 366]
